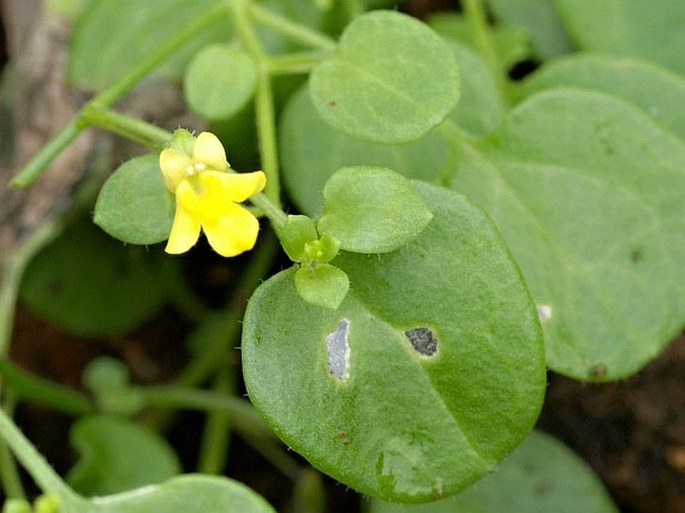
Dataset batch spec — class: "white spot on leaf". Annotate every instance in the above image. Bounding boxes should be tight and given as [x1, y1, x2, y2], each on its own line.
[326, 319, 350, 380]
[537, 304, 552, 323]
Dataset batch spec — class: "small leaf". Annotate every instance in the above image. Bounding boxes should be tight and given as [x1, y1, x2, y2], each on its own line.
[309, 10, 459, 143]
[368, 430, 619, 513]
[242, 182, 545, 502]
[553, 0, 685, 75]
[294, 263, 349, 310]
[67, 416, 181, 496]
[317, 167, 433, 253]
[184, 45, 258, 121]
[94, 155, 173, 245]
[281, 215, 318, 262]
[88, 474, 276, 513]
[19, 217, 178, 338]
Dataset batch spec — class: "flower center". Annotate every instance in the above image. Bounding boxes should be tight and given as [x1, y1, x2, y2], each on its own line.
[186, 162, 207, 176]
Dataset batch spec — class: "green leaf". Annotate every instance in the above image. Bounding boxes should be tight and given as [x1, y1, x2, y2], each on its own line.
[19, 217, 178, 337]
[487, 0, 574, 60]
[294, 263, 350, 310]
[367, 430, 619, 513]
[309, 10, 460, 144]
[449, 89, 685, 381]
[281, 40, 503, 216]
[184, 45, 258, 121]
[520, 53, 685, 141]
[67, 416, 181, 496]
[242, 182, 545, 502]
[553, 0, 685, 75]
[94, 155, 174, 245]
[317, 167, 433, 254]
[88, 475, 276, 513]
[68, 0, 231, 90]
[281, 215, 318, 262]
[281, 84, 451, 216]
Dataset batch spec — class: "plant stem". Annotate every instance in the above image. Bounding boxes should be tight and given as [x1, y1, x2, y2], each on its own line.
[79, 106, 172, 151]
[11, 2, 229, 188]
[0, 407, 85, 510]
[231, 0, 282, 206]
[462, 0, 509, 100]
[247, 3, 336, 50]
[0, 360, 92, 416]
[197, 368, 234, 474]
[138, 386, 300, 479]
[267, 51, 327, 75]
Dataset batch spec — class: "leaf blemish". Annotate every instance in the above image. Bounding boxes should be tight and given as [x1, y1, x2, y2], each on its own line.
[404, 327, 438, 357]
[537, 304, 552, 323]
[326, 318, 350, 380]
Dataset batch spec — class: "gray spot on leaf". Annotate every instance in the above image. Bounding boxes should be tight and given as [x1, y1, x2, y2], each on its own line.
[404, 327, 438, 357]
[326, 319, 350, 380]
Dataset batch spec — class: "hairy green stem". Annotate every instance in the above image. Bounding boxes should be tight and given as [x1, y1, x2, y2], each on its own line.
[267, 51, 326, 75]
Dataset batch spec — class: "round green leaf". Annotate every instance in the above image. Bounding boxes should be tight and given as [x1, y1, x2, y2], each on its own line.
[19, 217, 177, 337]
[317, 167, 433, 253]
[281, 84, 451, 216]
[242, 182, 545, 502]
[294, 263, 349, 310]
[554, 0, 685, 75]
[67, 416, 181, 496]
[309, 10, 460, 144]
[367, 430, 619, 513]
[184, 45, 258, 121]
[88, 474, 276, 513]
[450, 89, 685, 381]
[94, 155, 173, 245]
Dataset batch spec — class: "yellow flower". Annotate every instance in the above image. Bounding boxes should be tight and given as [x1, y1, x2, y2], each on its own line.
[159, 132, 266, 257]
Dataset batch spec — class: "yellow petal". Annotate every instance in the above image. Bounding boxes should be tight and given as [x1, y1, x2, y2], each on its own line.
[201, 170, 266, 203]
[160, 149, 192, 192]
[193, 132, 227, 172]
[165, 193, 201, 254]
[203, 203, 260, 257]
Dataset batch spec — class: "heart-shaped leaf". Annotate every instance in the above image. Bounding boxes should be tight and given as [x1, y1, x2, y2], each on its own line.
[67, 416, 181, 496]
[242, 182, 545, 502]
[449, 89, 685, 381]
[309, 10, 460, 144]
